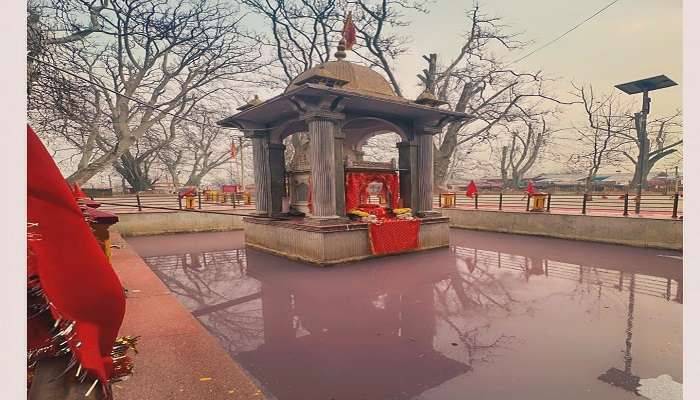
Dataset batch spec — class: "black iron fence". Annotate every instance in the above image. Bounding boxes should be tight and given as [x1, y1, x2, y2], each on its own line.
[435, 192, 683, 219]
[95, 191, 682, 219]
[94, 191, 256, 214]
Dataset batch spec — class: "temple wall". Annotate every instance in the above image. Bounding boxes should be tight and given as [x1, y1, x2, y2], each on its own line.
[442, 208, 682, 251]
[115, 211, 245, 237]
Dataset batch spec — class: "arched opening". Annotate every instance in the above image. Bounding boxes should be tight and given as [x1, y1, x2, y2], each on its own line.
[342, 117, 407, 165]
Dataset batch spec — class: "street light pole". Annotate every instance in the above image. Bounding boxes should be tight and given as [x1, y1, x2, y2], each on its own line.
[633, 91, 650, 214]
[615, 75, 677, 216]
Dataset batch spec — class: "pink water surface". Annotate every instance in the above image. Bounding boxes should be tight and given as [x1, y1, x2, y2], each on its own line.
[128, 229, 682, 400]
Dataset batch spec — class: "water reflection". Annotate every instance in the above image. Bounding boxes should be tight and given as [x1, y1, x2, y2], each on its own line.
[135, 231, 682, 400]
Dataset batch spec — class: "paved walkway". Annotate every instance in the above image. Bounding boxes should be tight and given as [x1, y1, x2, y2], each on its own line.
[110, 232, 266, 400]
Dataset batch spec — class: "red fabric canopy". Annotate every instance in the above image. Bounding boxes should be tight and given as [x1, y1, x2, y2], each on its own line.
[345, 172, 399, 211]
[28, 125, 125, 384]
[368, 219, 421, 255]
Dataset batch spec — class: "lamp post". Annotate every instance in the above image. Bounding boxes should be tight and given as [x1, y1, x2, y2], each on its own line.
[615, 75, 677, 215]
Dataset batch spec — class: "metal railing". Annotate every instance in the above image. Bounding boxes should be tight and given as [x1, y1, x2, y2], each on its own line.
[435, 192, 683, 219]
[94, 191, 256, 214]
[96, 190, 682, 219]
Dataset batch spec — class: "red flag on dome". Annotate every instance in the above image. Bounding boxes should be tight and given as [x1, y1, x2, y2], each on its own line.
[466, 180, 478, 198]
[28, 125, 126, 384]
[526, 180, 536, 195]
[342, 12, 356, 50]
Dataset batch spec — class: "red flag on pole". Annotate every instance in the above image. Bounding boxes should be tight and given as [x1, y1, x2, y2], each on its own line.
[27, 125, 126, 384]
[526, 180, 536, 195]
[466, 180, 478, 198]
[342, 12, 356, 50]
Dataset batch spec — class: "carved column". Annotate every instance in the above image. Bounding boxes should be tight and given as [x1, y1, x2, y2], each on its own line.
[397, 140, 418, 211]
[251, 134, 271, 215]
[417, 129, 439, 217]
[268, 143, 286, 216]
[334, 129, 346, 216]
[305, 112, 344, 219]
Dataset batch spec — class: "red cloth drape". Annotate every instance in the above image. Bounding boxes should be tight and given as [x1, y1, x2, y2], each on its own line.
[28, 125, 125, 383]
[345, 172, 399, 211]
[368, 219, 421, 255]
[70, 182, 88, 199]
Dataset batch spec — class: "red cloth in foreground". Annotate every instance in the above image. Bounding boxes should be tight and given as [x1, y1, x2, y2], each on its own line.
[368, 219, 421, 255]
[28, 125, 125, 384]
[345, 172, 399, 211]
[466, 180, 478, 198]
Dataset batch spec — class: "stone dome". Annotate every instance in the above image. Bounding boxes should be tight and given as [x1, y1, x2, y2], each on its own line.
[285, 60, 400, 99]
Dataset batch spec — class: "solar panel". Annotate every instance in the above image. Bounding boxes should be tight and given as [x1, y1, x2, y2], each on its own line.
[615, 75, 677, 94]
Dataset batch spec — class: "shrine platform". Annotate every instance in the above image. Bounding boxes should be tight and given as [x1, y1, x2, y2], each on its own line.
[243, 216, 450, 266]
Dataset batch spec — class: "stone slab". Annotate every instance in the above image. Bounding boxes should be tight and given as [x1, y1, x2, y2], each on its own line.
[243, 217, 450, 266]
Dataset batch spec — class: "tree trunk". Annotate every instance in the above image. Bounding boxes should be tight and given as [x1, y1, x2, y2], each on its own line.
[66, 135, 134, 185]
[433, 149, 453, 191]
[113, 151, 154, 192]
[434, 123, 459, 189]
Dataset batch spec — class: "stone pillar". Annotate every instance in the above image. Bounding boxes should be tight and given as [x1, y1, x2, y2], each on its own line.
[251, 134, 271, 215]
[334, 129, 346, 216]
[305, 113, 344, 219]
[268, 143, 286, 216]
[397, 141, 418, 211]
[417, 131, 439, 217]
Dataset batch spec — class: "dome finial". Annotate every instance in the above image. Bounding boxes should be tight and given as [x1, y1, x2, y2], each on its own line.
[334, 38, 347, 60]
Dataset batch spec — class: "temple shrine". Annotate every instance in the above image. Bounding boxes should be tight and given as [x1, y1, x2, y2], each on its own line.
[219, 39, 468, 265]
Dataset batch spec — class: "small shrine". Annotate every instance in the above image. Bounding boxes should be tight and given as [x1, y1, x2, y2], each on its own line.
[219, 38, 468, 265]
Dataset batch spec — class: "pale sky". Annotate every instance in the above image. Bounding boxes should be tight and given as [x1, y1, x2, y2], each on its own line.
[394, 0, 682, 114]
[387, 0, 683, 176]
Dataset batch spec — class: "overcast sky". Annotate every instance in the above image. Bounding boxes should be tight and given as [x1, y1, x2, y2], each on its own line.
[382, 0, 683, 176]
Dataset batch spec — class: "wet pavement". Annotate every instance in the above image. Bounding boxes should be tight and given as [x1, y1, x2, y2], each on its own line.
[127, 229, 682, 400]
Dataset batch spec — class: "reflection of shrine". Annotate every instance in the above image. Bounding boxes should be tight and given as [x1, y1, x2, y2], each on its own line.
[233, 249, 470, 400]
[219, 38, 467, 265]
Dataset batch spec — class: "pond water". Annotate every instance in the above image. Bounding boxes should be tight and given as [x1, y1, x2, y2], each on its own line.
[127, 229, 682, 400]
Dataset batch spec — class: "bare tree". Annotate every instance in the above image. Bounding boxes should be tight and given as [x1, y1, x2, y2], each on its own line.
[419, 3, 565, 189]
[156, 108, 243, 188]
[568, 83, 631, 191]
[27, 0, 108, 89]
[240, 0, 422, 93]
[29, 0, 262, 185]
[620, 110, 683, 187]
[350, 0, 428, 97]
[498, 117, 557, 188]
